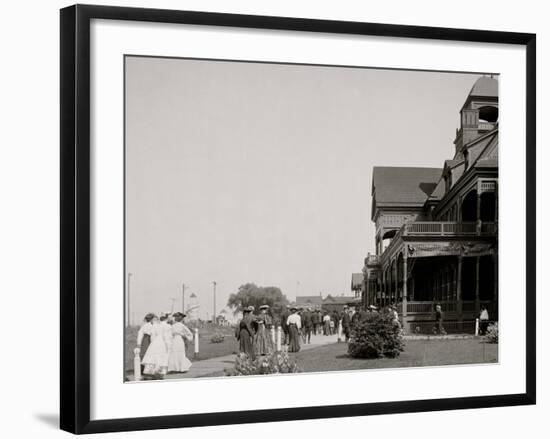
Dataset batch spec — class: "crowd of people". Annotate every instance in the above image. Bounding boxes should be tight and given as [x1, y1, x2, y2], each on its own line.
[133, 301, 490, 379]
[135, 311, 194, 379]
[236, 305, 274, 360]
[235, 303, 401, 358]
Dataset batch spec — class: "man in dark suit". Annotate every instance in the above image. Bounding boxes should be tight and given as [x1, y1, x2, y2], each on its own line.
[341, 305, 351, 342]
[301, 307, 313, 344]
[280, 306, 290, 345]
[311, 309, 320, 336]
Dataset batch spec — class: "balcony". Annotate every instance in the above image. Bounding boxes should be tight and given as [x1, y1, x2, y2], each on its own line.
[379, 221, 497, 263]
[478, 121, 496, 131]
[365, 254, 380, 266]
[402, 221, 496, 237]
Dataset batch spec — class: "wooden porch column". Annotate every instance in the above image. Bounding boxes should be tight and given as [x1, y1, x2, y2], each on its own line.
[457, 256, 463, 322]
[476, 182, 482, 235]
[493, 252, 498, 302]
[394, 259, 398, 305]
[380, 269, 386, 306]
[495, 182, 499, 221]
[402, 256, 408, 325]
[475, 256, 480, 314]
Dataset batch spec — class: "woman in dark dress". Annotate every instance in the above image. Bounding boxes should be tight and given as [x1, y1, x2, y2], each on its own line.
[286, 307, 302, 353]
[254, 305, 274, 355]
[237, 306, 256, 359]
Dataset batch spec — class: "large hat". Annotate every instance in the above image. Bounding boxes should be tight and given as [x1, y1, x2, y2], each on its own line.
[259, 304, 269, 310]
[247, 305, 255, 312]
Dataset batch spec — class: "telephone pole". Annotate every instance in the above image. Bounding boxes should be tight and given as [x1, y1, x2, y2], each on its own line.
[182, 283, 186, 314]
[127, 272, 133, 326]
[212, 281, 217, 324]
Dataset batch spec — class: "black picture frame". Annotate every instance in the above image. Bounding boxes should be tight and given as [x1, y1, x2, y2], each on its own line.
[60, 4, 536, 434]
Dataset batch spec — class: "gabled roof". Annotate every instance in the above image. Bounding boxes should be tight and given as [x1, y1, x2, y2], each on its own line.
[372, 166, 443, 208]
[444, 159, 463, 170]
[428, 178, 445, 202]
[474, 158, 498, 168]
[323, 295, 357, 304]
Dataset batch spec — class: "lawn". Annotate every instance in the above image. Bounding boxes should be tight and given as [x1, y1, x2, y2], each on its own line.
[194, 338, 497, 378]
[125, 324, 239, 372]
[291, 338, 498, 373]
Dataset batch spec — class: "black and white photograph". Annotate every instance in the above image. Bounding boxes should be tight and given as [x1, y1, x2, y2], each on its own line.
[124, 57, 500, 382]
[3, 0, 544, 436]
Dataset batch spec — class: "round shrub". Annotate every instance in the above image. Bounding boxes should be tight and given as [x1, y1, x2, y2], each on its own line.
[348, 311, 405, 358]
[210, 332, 225, 343]
[485, 322, 498, 343]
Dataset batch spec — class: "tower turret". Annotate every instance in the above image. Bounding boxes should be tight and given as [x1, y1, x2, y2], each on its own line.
[454, 76, 498, 155]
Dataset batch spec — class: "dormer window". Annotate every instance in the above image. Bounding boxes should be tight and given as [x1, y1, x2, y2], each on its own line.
[445, 172, 453, 193]
[464, 150, 469, 171]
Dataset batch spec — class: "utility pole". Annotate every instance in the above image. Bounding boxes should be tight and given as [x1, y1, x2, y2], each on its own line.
[212, 281, 217, 324]
[182, 283, 186, 314]
[127, 272, 133, 326]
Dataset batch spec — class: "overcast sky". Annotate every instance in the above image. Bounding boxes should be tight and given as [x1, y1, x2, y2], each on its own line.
[125, 55, 490, 322]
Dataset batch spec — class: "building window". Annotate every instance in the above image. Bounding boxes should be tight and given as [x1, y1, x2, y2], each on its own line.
[464, 150, 469, 170]
[479, 105, 498, 123]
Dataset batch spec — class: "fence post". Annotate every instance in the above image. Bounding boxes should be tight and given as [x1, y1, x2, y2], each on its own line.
[475, 318, 479, 336]
[276, 326, 282, 352]
[133, 348, 142, 381]
[194, 328, 199, 358]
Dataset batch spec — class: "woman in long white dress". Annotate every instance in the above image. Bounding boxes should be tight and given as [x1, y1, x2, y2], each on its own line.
[136, 313, 155, 374]
[141, 315, 172, 378]
[168, 312, 193, 373]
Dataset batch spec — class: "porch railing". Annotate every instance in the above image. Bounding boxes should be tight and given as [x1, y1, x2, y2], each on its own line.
[404, 301, 458, 314]
[402, 222, 496, 237]
[402, 300, 496, 315]
[365, 254, 380, 265]
[478, 121, 496, 131]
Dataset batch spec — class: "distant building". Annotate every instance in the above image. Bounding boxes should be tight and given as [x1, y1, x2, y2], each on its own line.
[295, 295, 323, 309]
[362, 76, 499, 333]
[350, 273, 364, 298]
[322, 294, 360, 313]
[292, 293, 359, 313]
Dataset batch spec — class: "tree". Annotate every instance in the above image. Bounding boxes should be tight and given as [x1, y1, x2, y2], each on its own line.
[227, 283, 288, 315]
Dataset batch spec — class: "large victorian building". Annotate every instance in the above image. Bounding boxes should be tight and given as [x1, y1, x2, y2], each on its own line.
[362, 76, 498, 333]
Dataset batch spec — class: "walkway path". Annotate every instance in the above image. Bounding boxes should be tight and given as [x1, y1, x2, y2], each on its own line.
[164, 333, 340, 380]
[126, 332, 479, 381]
